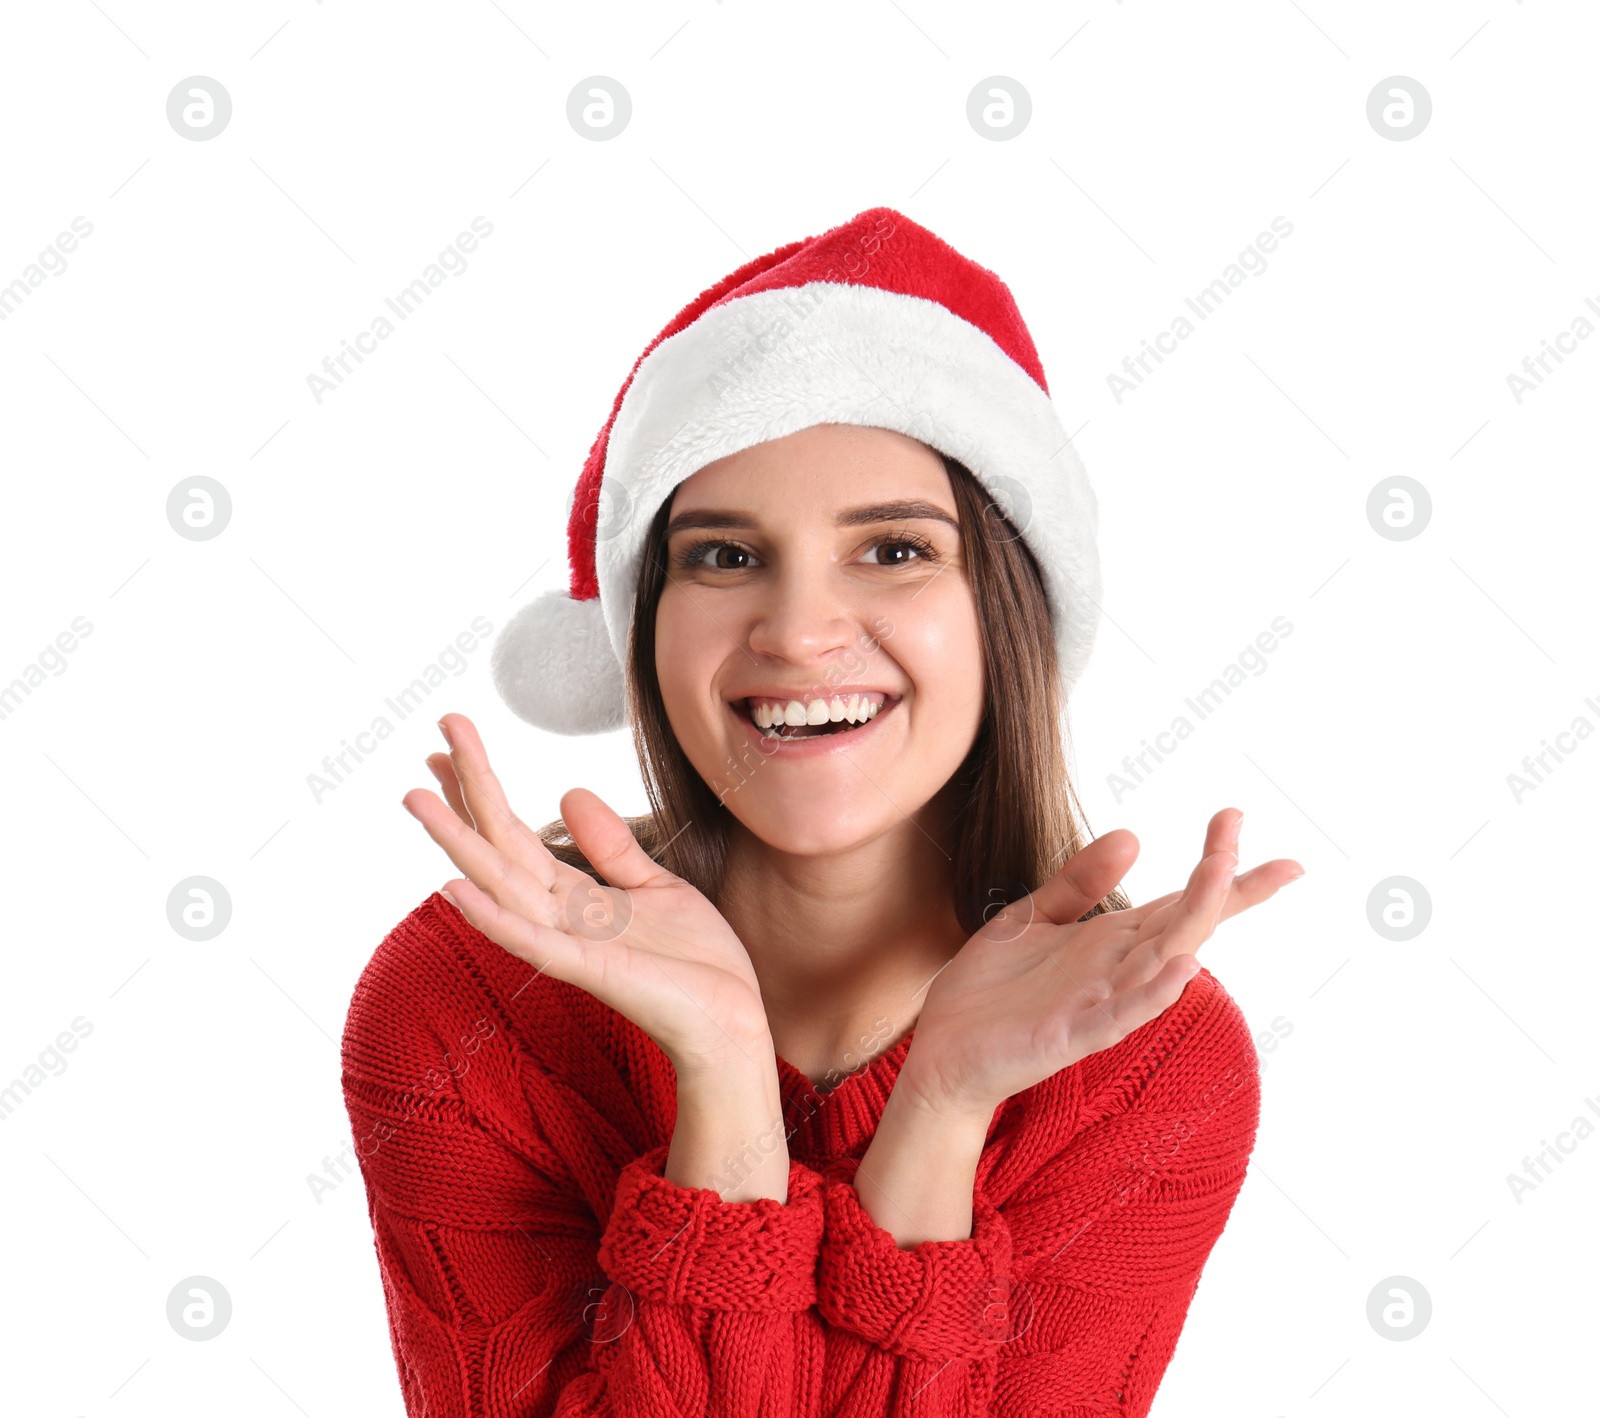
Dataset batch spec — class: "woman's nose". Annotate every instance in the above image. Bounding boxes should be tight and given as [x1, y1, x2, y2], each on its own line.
[743, 564, 863, 666]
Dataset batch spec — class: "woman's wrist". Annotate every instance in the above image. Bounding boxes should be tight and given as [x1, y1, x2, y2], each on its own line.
[852, 1072, 995, 1247]
[890, 1050, 1004, 1125]
[666, 1050, 790, 1202]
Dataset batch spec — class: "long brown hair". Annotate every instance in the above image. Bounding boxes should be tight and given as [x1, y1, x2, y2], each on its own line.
[537, 451, 1130, 929]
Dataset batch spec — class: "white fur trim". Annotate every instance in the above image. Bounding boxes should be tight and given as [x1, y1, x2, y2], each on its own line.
[490, 589, 626, 736]
[594, 281, 1101, 702]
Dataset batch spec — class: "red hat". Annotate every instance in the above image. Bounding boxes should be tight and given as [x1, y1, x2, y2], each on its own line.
[491, 205, 1101, 735]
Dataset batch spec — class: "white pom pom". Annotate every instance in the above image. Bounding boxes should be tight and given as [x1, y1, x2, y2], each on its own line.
[490, 590, 627, 736]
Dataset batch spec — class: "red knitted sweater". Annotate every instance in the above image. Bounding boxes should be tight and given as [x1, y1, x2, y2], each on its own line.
[340, 891, 1260, 1417]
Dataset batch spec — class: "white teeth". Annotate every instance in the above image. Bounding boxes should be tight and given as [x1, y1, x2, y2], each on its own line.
[744, 693, 889, 732]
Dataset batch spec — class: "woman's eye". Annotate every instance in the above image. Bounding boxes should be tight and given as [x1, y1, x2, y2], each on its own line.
[862, 538, 931, 567]
[683, 541, 753, 571]
[678, 534, 936, 571]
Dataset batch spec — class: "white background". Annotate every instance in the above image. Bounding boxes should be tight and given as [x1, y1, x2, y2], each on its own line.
[2, 1, 1596, 1413]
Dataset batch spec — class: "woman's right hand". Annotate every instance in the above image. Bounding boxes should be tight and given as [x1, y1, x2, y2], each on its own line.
[405, 712, 773, 1079]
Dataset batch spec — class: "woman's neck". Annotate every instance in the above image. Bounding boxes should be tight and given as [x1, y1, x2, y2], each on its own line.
[716, 804, 969, 1086]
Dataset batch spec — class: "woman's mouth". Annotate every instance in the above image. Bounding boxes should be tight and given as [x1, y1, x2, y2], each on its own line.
[732, 692, 899, 743]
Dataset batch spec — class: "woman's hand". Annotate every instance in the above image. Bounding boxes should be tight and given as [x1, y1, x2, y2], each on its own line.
[895, 807, 1303, 1119]
[404, 713, 773, 1079]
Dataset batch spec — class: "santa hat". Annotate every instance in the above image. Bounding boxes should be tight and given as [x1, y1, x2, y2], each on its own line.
[491, 205, 1101, 736]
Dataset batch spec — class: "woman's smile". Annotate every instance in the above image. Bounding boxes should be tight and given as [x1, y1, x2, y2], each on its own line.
[728, 691, 904, 756]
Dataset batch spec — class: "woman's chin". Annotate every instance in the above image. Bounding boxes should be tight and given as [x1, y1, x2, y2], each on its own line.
[728, 801, 898, 859]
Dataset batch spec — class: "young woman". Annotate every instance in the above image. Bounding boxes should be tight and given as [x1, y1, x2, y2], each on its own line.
[341, 208, 1302, 1417]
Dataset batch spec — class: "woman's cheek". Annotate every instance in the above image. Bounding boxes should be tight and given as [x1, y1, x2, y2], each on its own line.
[899, 596, 985, 718]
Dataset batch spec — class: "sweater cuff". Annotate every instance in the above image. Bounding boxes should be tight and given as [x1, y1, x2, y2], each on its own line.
[816, 1156, 1016, 1361]
[598, 1143, 824, 1310]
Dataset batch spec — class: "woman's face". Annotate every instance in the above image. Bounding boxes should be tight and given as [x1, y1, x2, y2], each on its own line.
[654, 422, 986, 856]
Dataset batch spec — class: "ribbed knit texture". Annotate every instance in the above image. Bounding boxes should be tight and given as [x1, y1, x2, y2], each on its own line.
[341, 892, 1260, 1417]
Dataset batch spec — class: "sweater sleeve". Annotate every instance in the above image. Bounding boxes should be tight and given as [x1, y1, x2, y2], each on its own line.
[807, 972, 1261, 1417]
[341, 936, 830, 1418]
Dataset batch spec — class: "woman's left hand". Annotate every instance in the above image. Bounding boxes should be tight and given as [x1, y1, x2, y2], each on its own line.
[894, 807, 1302, 1119]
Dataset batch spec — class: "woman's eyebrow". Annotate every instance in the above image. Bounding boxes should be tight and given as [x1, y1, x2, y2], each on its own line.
[664, 499, 960, 539]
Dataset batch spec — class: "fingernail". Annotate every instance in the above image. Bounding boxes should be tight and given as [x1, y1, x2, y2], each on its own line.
[1230, 810, 1243, 843]
[440, 885, 460, 909]
[437, 717, 453, 748]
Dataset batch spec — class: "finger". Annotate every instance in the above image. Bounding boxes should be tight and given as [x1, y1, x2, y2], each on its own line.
[438, 713, 539, 854]
[1139, 849, 1236, 964]
[1026, 829, 1140, 926]
[442, 874, 599, 991]
[1133, 857, 1303, 940]
[1206, 806, 1244, 861]
[1111, 952, 1204, 1034]
[1123, 808, 1239, 934]
[438, 714, 565, 894]
[403, 786, 559, 922]
[425, 753, 472, 826]
[560, 787, 675, 892]
[1110, 808, 1239, 928]
[1127, 842, 1233, 940]
[1126, 887, 1184, 928]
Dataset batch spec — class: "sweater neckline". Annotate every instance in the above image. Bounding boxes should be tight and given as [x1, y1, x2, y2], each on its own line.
[772, 1026, 916, 1161]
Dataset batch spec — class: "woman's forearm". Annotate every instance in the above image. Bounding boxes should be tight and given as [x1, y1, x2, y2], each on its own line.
[852, 1078, 995, 1246]
[666, 1054, 791, 1202]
